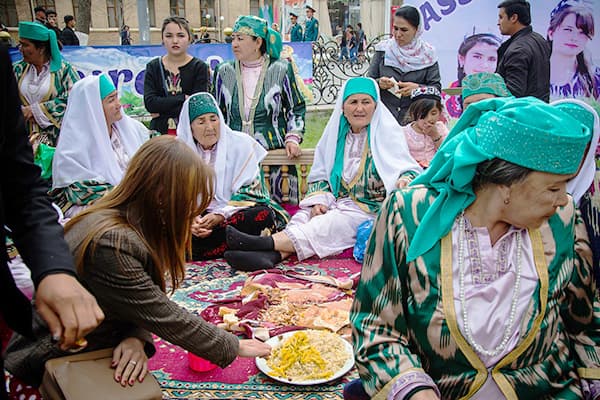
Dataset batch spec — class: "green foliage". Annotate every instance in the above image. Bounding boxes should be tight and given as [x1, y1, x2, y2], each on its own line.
[303, 109, 332, 149]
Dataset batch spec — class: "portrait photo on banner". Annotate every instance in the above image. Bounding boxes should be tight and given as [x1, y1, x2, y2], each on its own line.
[405, 0, 600, 121]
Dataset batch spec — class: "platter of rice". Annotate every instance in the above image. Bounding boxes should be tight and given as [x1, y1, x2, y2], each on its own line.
[256, 329, 354, 385]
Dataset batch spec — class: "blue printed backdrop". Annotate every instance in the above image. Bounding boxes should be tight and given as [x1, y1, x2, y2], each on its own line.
[10, 42, 313, 116]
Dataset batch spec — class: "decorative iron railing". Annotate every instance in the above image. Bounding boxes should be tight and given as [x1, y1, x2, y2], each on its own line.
[310, 34, 391, 106]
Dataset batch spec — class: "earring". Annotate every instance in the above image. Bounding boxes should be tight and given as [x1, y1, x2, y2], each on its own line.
[503, 198, 510, 205]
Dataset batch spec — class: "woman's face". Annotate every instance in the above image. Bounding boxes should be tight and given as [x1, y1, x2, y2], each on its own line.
[18, 38, 46, 65]
[460, 42, 499, 76]
[549, 13, 590, 57]
[343, 94, 376, 133]
[162, 22, 191, 56]
[415, 107, 441, 134]
[102, 91, 123, 129]
[191, 112, 220, 149]
[231, 33, 262, 62]
[502, 171, 571, 229]
[392, 16, 418, 47]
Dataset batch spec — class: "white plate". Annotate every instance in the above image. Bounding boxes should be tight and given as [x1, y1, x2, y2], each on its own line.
[256, 330, 355, 386]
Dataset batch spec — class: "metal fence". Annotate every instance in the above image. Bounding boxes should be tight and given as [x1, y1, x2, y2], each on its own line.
[310, 34, 390, 106]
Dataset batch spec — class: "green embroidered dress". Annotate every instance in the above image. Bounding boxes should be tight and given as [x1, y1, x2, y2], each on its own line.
[213, 57, 306, 204]
[351, 186, 600, 399]
[13, 60, 79, 147]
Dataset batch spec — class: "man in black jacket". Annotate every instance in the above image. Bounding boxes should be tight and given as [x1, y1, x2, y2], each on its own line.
[0, 45, 102, 398]
[496, 0, 550, 102]
[59, 15, 79, 46]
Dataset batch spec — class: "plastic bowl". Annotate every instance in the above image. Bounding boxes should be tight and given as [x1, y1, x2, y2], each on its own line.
[188, 352, 218, 372]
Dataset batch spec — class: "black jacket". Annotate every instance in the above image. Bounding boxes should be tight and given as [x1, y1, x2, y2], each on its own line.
[496, 26, 550, 102]
[59, 26, 79, 46]
[0, 45, 76, 338]
[143, 57, 210, 134]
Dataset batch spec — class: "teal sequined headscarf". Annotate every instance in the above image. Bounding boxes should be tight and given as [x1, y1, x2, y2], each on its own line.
[233, 15, 282, 60]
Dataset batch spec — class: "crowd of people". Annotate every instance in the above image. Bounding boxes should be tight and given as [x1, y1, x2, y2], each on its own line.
[1, 0, 599, 399]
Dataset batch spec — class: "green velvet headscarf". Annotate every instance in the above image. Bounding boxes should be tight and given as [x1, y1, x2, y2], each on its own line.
[188, 92, 219, 121]
[98, 74, 116, 100]
[233, 15, 282, 60]
[407, 96, 591, 261]
[461, 72, 512, 100]
[18, 21, 62, 72]
[330, 77, 378, 196]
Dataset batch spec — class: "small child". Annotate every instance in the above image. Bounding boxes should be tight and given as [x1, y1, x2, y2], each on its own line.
[404, 87, 448, 168]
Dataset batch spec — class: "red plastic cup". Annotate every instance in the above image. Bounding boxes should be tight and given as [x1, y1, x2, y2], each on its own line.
[188, 352, 218, 372]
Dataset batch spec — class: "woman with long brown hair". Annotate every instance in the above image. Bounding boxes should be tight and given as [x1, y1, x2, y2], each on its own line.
[5, 136, 270, 388]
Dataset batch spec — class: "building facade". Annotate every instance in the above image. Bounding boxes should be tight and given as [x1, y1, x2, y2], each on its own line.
[2, 0, 402, 45]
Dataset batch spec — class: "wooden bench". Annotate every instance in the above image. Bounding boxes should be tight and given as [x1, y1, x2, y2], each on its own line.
[261, 148, 315, 202]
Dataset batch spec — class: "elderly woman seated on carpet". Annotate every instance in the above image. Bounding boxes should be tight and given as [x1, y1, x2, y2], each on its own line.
[51, 74, 149, 218]
[177, 92, 289, 260]
[224, 77, 421, 270]
[5, 136, 271, 389]
[346, 97, 598, 400]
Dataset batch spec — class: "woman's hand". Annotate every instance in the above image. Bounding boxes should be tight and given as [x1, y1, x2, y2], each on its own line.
[112, 337, 148, 387]
[285, 141, 302, 159]
[238, 339, 271, 358]
[21, 105, 33, 121]
[310, 204, 328, 218]
[396, 81, 419, 97]
[408, 389, 440, 400]
[396, 176, 413, 188]
[378, 77, 396, 90]
[192, 213, 225, 237]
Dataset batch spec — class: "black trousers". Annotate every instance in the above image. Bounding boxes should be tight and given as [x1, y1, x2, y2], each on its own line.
[191, 205, 276, 261]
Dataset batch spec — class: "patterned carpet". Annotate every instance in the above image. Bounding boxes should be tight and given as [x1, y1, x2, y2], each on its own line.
[148, 257, 361, 400]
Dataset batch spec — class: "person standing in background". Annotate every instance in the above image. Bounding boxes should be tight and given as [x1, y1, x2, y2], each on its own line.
[33, 6, 46, 25]
[59, 15, 79, 46]
[120, 25, 131, 45]
[289, 12, 303, 42]
[144, 17, 210, 135]
[303, 5, 319, 42]
[357, 22, 366, 59]
[44, 10, 62, 42]
[496, 0, 550, 102]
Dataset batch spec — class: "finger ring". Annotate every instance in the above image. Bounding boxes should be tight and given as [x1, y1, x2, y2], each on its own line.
[129, 360, 137, 366]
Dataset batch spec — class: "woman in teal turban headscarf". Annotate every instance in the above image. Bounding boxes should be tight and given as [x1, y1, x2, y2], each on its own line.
[15, 21, 80, 179]
[348, 96, 600, 400]
[212, 15, 306, 205]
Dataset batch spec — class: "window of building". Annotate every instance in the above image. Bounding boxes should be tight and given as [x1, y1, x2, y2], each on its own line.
[170, 0, 185, 17]
[200, 0, 214, 27]
[35, 0, 55, 10]
[0, 0, 17, 27]
[107, 0, 123, 28]
[249, 0, 259, 17]
[148, 0, 156, 27]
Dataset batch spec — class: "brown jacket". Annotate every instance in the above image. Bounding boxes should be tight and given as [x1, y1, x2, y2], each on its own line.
[5, 212, 239, 386]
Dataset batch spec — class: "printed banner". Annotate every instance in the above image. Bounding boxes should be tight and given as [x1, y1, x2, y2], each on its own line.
[402, 0, 600, 120]
[10, 42, 314, 116]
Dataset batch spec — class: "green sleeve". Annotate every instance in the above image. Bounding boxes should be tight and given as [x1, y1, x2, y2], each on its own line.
[351, 191, 424, 396]
[282, 61, 305, 139]
[39, 63, 80, 129]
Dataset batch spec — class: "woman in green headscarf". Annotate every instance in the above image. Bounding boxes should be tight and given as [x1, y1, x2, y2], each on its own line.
[213, 15, 306, 205]
[14, 21, 79, 178]
[347, 96, 598, 400]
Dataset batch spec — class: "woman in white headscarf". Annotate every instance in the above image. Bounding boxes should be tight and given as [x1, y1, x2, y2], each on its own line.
[368, 5, 441, 124]
[51, 74, 149, 218]
[177, 92, 289, 261]
[225, 77, 421, 270]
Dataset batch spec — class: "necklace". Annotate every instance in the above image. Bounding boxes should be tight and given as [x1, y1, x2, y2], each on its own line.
[458, 212, 522, 357]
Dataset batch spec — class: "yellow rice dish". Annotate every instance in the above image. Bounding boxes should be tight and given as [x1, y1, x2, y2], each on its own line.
[266, 330, 350, 382]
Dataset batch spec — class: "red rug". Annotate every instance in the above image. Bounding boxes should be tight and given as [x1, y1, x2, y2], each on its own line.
[148, 257, 361, 399]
